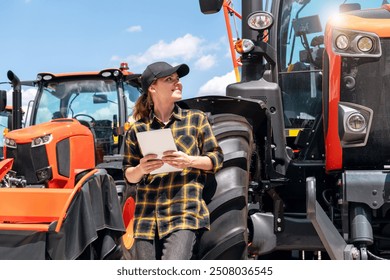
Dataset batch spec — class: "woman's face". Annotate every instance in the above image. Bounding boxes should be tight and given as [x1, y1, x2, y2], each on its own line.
[149, 73, 183, 104]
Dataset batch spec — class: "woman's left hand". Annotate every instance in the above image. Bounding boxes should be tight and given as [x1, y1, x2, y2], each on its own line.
[161, 151, 193, 169]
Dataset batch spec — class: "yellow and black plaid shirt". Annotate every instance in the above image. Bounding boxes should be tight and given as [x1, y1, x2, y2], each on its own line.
[123, 105, 223, 240]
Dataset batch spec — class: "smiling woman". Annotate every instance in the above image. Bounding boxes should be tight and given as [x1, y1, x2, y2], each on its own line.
[123, 61, 224, 260]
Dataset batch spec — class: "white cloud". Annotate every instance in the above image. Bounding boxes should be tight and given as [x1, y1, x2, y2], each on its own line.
[123, 33, 204, 67]
[126, 25, 142, 33]
[22, 88, 38, 107]
[7, 88, 37, 109]
[195, 55, 216, 70]
[6, 87, 37, 124]
[197, 70, 236, 96]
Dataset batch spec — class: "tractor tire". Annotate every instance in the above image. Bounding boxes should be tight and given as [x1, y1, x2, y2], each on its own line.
[197, 113, 253, 260]
[117, 182, 137, 260]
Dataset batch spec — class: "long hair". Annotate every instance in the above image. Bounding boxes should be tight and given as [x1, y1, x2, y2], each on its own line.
[132, 92, 153, 121]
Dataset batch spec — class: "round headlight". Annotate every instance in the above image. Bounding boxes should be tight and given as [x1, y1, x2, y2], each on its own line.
[42, 135, 51, 143]
[357, 36, 373, 52]
[5, 138, 16, 148]
[33, 137, 43, 146]
[347, 112, 366, 132]
[42, 75, 53, 81]
[247, 11, 274, 31]
[336, 34, 349, 50]
[101, 71, 112, 78]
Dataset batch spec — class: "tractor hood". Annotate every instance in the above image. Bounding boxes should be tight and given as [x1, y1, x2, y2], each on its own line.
[5, 119, 91, 145]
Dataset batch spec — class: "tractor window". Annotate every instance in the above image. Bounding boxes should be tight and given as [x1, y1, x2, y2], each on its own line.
[35, 80, 119, 124]
[278, 0, 384, 129]
[123, 83, 141, 120]
[35, 87, 61, 124]
[34, 80, 120, 159]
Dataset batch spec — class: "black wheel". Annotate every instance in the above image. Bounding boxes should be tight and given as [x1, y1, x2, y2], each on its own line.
[197, 113, 253, 259]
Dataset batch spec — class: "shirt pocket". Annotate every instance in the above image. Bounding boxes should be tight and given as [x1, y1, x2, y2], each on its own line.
[175, 135, 199, 156]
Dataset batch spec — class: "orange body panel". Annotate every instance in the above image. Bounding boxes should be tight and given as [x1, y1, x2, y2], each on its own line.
[324, 5, 390, 172]
[0, 158, 13, 179]
[0, 169, 97, 232]
[5, 119, 95, 188]
[324, 25, 343, 172]
[328, 8, 390, 37]
[0, 188, 74, 223]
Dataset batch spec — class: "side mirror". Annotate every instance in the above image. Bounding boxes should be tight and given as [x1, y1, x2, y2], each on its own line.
[292, 15, 322, 36]
[199, 0, 223, 14]
[0, 90, 7, 112]
[93, 94, 108, 104]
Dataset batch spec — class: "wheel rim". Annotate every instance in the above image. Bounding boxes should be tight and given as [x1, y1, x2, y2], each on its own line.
[122, 197, 135, 250]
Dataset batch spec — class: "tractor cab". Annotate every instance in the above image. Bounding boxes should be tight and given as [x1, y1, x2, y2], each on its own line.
[25, 65, 141, 164]
[198, 0, 390, 259]
[275, 0, 384, 154]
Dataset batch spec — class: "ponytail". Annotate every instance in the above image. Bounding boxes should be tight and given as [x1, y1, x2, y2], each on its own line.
[132, 93, 153, 121]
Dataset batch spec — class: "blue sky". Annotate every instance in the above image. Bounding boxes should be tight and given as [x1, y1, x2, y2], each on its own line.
[0, 0, 238, 106]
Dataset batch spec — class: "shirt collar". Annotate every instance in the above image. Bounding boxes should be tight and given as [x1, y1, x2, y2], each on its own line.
[149, 104, 184, 126]
[171, 104, 184, 121]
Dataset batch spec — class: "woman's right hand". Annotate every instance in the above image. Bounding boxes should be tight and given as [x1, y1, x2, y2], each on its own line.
[139, 154, 164, 175]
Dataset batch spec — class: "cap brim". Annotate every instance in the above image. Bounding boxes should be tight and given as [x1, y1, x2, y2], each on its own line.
[156, 63, 190, 79]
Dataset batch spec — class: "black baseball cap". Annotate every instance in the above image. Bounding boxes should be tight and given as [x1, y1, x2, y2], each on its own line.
[141, 61, 190, 93]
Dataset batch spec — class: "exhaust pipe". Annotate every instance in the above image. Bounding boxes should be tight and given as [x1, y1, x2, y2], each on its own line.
[7, 70, 23, 130]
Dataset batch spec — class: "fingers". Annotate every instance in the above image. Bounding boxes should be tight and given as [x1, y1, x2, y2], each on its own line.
[140, 154, 163, 174]
[162, 150, 177, 157]
[141, 154, 159, 162]
[144, 160, 164, 174]
[161, 151, 190, 168]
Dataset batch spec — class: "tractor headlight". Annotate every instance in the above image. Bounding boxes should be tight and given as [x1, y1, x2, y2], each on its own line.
[31, 134, 53, 147]
[346, 113, 366, 132]
[339, 102, 373, 147]
[247, 11, 274, 31]
[357, 36, 373, 53]
[332, 28, 381, 57]
[335, 34, 349, 50]
[4, 137, 17, 148]
[36, 166, 53, 183]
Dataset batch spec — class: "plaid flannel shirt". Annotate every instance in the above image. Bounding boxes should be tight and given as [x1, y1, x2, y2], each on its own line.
[123, 105, 224, 240]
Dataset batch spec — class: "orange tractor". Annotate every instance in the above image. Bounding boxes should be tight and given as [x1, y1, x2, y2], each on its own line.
[0, 65, 140, 259]
[182, 0, 390, 259]
[3, 0, 390, 260]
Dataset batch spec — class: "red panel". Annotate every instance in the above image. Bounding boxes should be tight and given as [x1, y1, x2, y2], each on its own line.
[324, 26, 343, 172]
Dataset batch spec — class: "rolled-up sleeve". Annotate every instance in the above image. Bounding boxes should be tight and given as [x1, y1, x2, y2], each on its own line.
[198, 112, 224, 174]
[122, 127, 142, 176]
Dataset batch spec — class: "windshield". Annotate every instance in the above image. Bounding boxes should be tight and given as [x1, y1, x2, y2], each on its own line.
[33, 79, 140, 160]
[35, 80, 120, 123]
[278, 0, 385, 129]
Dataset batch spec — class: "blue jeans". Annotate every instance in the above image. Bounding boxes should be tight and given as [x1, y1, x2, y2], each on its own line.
[134, 230, 196, 260]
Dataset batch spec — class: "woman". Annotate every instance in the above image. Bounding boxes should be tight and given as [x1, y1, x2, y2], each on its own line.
[123, 61, 223, 260]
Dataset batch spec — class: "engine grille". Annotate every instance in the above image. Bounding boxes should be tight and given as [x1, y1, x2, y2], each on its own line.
[6, 144, 49, 184]
[341, 39, 390, 169]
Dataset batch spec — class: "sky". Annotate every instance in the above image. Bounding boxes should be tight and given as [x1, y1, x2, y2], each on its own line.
[0, 0, 239, 108]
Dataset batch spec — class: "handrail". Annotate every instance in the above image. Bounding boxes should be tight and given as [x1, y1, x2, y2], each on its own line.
[223, 0, 242, 82]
